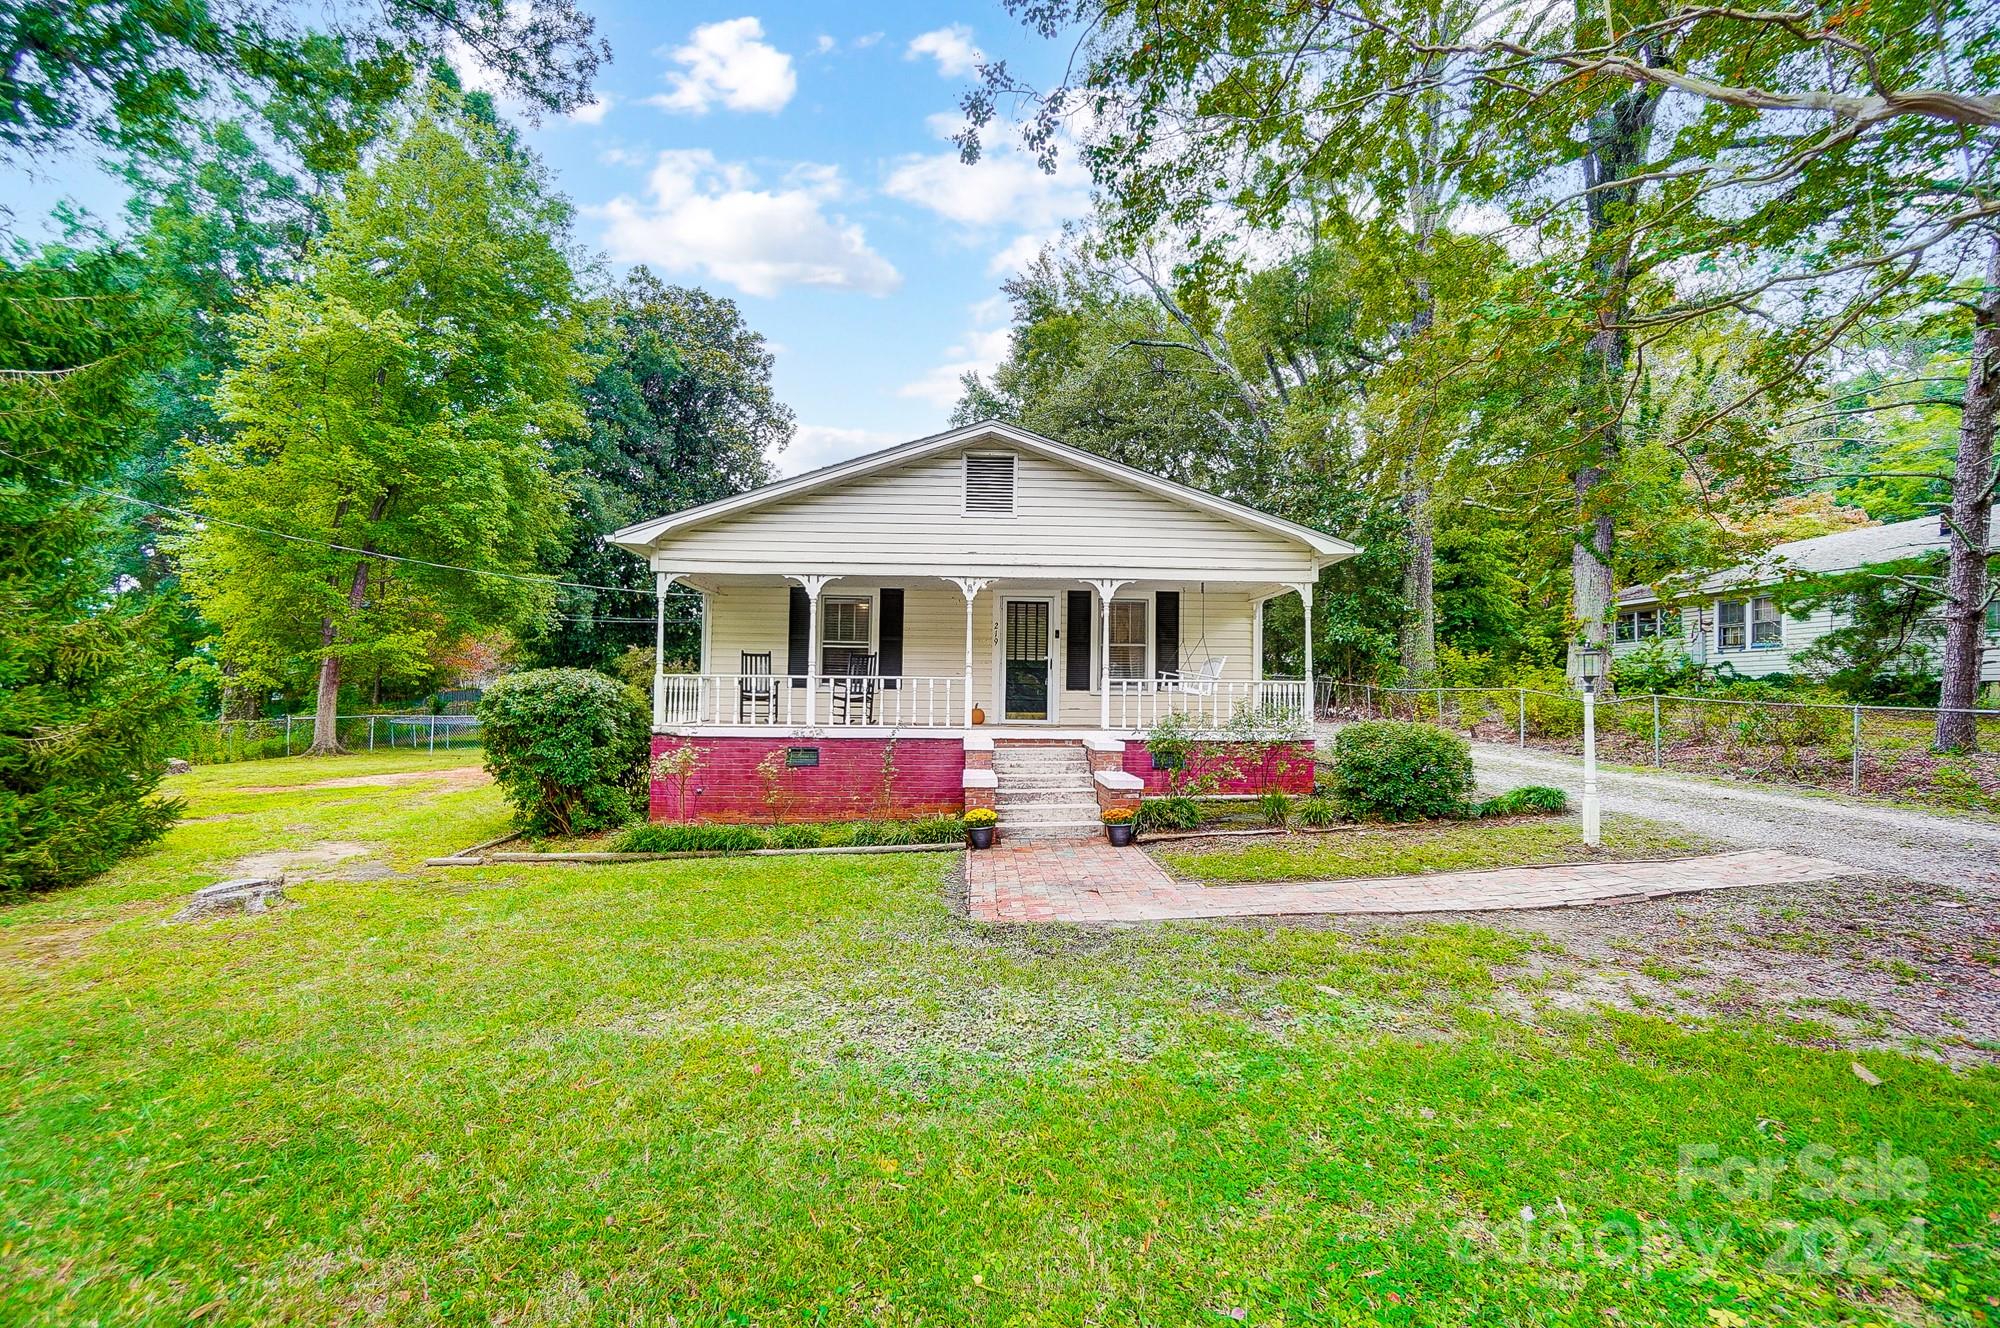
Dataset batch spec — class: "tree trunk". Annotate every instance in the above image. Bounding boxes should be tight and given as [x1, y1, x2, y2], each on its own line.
[1399, 480, 1438, 680]
[308, 640, 343, 755]
[1569, 69, 1662, 680]
[1935, 235, 1999, 751]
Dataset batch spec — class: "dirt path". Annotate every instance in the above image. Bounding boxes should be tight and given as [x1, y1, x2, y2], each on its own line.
[1465, 742, 2000, 894]
[230, 766, 490, 795]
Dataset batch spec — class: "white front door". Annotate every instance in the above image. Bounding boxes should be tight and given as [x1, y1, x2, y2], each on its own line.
[997, 597, 1054, 722]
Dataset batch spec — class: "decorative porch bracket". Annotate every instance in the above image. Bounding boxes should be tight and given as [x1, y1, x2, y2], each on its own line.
[653, 572, 684, 729]
[947, 577, 993, 728]
[1085, 579, 1132, 730]
[787, 574, 836, 726]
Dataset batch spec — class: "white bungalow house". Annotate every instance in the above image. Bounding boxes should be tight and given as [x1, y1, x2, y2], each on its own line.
[1611, 510, 2000, 682]
[608, 421, 1355, 828]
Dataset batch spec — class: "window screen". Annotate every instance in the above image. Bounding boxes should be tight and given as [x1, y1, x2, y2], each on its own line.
[820, 595, 871, 673]
[1750, 596, 1781, 647]
[1718, 600, 1746, 650]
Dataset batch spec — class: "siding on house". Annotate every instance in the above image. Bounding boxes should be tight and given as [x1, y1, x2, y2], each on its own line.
[645, 443, 1323, 581]
[699, 579, 1265, 726]
[1612, 509, 2000, 683]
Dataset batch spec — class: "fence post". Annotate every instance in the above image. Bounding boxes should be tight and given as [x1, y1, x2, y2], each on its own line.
[429, 713, 437, 754]
[1517, 688, 1526, 747]
[369, 716, 375, 751]
[1364, 682, 1373, 717]
[1851, 705, 1862, 795]
[1436, 685, 1446, 728]
[1652, 695, 1662, 767]
[284, 714, 292, 756]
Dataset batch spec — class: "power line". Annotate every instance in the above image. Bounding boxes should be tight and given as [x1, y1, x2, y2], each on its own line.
[0, 443, 700, 602]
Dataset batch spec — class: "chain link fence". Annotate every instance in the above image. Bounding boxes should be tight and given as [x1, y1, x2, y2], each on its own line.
[184, 713, 484, 765]
[1317, 681, 2000, 815]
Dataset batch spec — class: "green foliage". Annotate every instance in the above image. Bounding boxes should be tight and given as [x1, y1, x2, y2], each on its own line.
[1610, 637, 1707, 696]
[1256, 791, 1293, 828]
[0, 0, 604, 169]
[1295, 794, 1341, 828]
[0, 248, 193, 894]
[614, 822, 763, 854]
[1477, 786, 1570, 818]
[1136, 795, 1202, 832]
[178, 99, 587, 733]
[1329, 721, 1474, 822]
[477, 669, 648, 837]
[908, 816, 972, 844]
[1777, 556, 1959, 704]
[527, 271, 789, 670]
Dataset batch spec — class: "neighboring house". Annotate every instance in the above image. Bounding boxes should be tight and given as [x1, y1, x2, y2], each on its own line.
[610, 421, 1356, 830]
[1611, 510, 2000, 682]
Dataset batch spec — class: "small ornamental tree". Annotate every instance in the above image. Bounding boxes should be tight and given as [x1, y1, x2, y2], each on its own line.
[1329, 721, 1474, 822]
[478, 669, 648, 837]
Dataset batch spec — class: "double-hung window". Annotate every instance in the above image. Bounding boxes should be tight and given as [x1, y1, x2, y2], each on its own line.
[1108, 599, 1149, 681]
[820, 595, 872, 674]
[1615, 608, 1660, 643]
[1749, 596, 1782, 647]
[1717, 596, 1781, 651]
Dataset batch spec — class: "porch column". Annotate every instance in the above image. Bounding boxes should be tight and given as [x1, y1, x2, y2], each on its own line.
[1086, 579, 1130, 730]
[948, 577, 993, 728]
[1288, 579, 1315, 712]
[652, 571, 682, 729]
[788, 575, 834, 727]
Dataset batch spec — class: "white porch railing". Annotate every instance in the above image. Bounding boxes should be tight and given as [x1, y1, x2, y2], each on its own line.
[1107, 679, 1310, 731]
[656, 674, 964, 729]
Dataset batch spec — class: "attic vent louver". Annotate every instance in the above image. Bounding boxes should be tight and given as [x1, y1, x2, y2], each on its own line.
[963, 453, 1016, 515]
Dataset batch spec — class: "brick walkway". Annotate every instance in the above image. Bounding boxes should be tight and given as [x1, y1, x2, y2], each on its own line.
[963, 843, 1848, 924]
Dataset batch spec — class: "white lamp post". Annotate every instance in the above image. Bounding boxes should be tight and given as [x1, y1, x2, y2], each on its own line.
[1577, 646, 1608, 848]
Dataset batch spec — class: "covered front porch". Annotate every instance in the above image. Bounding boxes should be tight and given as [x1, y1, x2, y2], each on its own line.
[646, 572, 1316, 737]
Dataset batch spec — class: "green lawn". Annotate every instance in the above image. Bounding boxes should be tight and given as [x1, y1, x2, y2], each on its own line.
[1154, 814, 1722, 884]
[1, 754, 1993, 1325]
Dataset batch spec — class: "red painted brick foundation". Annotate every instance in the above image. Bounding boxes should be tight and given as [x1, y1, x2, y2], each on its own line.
[650, 735, 966, 823]
[1122, 740, 1315, 795]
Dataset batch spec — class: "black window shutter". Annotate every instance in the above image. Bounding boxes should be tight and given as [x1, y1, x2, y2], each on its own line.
[878, 588, 903, 688]
[1065, 590, 1093, 690]
[787, 586, 810, 678]
[1154, 590, 1180, 677]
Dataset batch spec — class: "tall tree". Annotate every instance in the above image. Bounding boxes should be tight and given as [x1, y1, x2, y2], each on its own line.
[0, 247, 189, 894]
[179, 98, 587, 753]
[530, 269, 791, 671]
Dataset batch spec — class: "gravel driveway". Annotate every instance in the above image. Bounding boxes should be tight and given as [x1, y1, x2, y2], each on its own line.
[1463, 741, 2000, 895]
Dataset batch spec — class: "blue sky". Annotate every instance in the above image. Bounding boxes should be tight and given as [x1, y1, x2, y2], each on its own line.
[9, 2, 1088, 476]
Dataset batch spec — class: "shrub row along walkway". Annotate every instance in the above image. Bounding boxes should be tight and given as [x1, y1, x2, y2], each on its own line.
[964, 842, 1848, 924]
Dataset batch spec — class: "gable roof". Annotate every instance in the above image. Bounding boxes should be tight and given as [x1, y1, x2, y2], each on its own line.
[1617, 508, 2000, 606]
[608, 420, 1358, 562]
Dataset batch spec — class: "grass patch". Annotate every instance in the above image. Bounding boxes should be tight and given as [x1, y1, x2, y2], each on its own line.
[0, 753, 1992, 1325]
[1153, 812, 1722, 883]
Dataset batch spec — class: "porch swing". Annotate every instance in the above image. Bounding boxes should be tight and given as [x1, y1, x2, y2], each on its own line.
[1159, 582, 1226, 695]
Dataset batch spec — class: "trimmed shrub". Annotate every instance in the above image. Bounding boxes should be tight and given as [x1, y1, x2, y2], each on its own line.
[479, 669, 650, 836]
[1137, 795, 1202, 832]
[1295, 794, 1341, 828]
[1477, 785, 1569, 818]
[1257, 791, 1293, 828]
[1329, 721, 1474, 821]
[614, 822, 765, 853]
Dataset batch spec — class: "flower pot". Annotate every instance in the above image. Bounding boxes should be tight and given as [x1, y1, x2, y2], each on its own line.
[1105, 821, 1135, 847]
[967, 825, 995, 849]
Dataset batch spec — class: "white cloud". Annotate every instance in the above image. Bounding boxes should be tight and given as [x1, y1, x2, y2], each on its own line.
[987, 231, 1055, 276]
[853, 31, 885, 49]
[813, 33, 837, 55]
[783, 424, 903, 475]
[566, 94, 613, 125]
[906, 25, 984, 77]
[899, 300, 1013, 409]
[596, 149, 901, 299]
[648, 17, 796, 115]
[883, 116, 1091, 231]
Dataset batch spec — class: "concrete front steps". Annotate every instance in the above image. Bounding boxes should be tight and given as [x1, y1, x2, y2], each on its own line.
[991, 742, 1101, 843]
